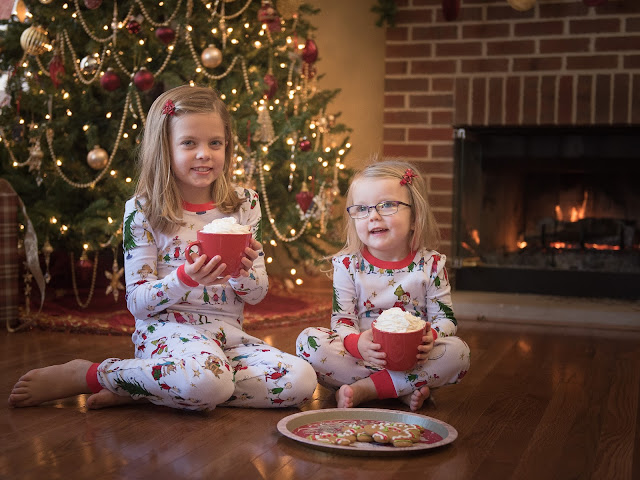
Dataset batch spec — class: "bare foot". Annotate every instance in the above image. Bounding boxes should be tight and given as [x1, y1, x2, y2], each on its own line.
[336, 385, 355, 408]
[400, 385, 430, 412]
[335, 378, 377, 408]
[87, 389, 139, 410]
[8, 359, 93, 407]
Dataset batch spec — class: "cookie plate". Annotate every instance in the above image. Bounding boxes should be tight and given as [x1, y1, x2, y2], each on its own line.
[277, 408, 457, 456]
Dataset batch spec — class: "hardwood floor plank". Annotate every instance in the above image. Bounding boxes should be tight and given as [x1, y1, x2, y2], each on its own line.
[591, 350, 640, 480]
[3, 321, 640, 479]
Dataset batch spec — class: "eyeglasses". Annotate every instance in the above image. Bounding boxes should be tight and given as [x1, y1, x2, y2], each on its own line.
[346, 200, 412, 219]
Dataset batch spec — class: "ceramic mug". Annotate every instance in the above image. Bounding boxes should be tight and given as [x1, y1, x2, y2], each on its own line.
[185, 231, 252, 277]
[371, 321, 426, 371]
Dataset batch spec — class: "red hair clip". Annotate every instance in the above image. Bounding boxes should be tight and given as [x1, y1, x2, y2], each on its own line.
[400, 168, 417, 186]
[162, 99, 176, 116]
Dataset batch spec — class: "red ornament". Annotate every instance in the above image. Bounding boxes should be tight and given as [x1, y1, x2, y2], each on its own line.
[100, 68, 121, 91]
[263, 72, 277, 99]
[258, 1, 277, 22]
[83, 0, 102, 9]
[48, 54, 65, 88]
[155, 26, 175, 45]
[126, 19, 141, 34]
[267, 18, 281, 32]
[442, 0, 460, 21]
[133, 68, 154, 91]
[258, 1, 280, 32]
[302, 38, 318, 64]
[299, 138, 311, 152]
[296, 183, 314, 213]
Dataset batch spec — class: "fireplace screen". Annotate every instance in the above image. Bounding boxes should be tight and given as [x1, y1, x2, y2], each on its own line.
[452, 127, 640, 299]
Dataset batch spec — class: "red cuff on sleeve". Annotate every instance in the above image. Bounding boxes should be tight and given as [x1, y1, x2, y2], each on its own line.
[343, 333, 363, 359]
[370, 370, 397, 399]
[431, 327, 438, 341]
[177, 264, 199, 287]
[86, 363, 103, 393]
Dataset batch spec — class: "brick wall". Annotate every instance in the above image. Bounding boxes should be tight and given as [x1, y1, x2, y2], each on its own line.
[382, 0, 640, 254]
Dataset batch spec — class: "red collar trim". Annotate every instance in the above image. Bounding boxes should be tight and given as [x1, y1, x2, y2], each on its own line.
[182, 201, 215, 212]
[362, 247, 416, 269]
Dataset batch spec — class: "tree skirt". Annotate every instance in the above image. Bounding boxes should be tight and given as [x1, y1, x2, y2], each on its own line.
[18, 286, 331, 336]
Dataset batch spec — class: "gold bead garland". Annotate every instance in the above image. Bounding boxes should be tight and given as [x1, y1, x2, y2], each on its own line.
[63, 30, 108, 85]
[257, 156, 324, 243]
[70, 251, 100, 308]
[184, 27, 252, 91]
[72, 0, 118, 44]
[133, 0, 184, 27]
[45, 90, 132, 189]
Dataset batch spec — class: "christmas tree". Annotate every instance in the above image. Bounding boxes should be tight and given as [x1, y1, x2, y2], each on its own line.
[0, 0, 351, 294]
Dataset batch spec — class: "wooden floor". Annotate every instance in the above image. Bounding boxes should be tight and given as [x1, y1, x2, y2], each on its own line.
[2, 314, 640, 479]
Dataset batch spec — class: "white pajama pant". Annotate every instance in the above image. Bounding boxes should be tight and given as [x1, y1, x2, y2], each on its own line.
[96, 315, 318, 411]
[296, 326, 470, 398]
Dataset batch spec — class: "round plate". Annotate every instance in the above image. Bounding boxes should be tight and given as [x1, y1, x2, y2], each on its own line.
[277, 408, 457, 456]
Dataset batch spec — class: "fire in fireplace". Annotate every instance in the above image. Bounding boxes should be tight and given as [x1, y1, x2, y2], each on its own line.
[452, 126, 640, 299]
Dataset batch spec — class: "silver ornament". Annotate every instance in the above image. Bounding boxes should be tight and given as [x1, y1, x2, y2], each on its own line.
[201, 45, 222, 68]
[80, 55, 100, 74]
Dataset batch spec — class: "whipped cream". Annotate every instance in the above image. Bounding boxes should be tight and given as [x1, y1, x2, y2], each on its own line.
[374, 307, 426, 333]
[201, 217, 251, 234]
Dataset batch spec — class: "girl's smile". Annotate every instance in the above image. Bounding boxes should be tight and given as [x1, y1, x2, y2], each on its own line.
[350, 178, 414, 262]
[169, 112, 226, 204]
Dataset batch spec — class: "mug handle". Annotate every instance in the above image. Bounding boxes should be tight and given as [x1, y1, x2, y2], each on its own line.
[185, 241, 201, 264]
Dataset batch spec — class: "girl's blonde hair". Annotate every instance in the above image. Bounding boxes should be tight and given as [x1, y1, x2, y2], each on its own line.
[336, 158, 441, 256]
[134, 85, 243, 234]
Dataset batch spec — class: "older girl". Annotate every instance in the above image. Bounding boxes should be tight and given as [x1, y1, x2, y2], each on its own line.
[9, 86, 317, 411]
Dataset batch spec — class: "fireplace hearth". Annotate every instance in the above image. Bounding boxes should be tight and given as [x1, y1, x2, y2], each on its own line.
[452, 126, 640, 300]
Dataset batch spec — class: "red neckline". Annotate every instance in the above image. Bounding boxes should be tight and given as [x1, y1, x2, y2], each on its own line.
[182, 200, 215, 212]
[361, 247, 416, 269]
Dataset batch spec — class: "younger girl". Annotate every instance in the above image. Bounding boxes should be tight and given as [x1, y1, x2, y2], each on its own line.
[296, 159, 470, 411]
[9, 85, 317, 411]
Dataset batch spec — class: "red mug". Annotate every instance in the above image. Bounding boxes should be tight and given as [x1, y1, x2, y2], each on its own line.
[371, 321, 426, 371]
[185, 231, 252, 277]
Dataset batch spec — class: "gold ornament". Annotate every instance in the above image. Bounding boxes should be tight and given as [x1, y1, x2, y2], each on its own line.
[507, 0, 536, 11]
[201, 45, 222, 68]
[39, 0, 54, 4]
[27, 139, 44, 173]
[20, 25, 48, 56]
[87, 145, 109, 170]
[105, 257, 124, 302]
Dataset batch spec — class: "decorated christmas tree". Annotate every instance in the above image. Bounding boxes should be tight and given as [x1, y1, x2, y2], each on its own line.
[0, 0, 351, 297]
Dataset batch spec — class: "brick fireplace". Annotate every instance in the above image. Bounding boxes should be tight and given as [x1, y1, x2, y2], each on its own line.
[382, 0, 640, 297]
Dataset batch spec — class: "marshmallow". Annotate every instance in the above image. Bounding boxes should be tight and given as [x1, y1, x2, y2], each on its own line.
[374, 307, 426, 333]
[201, 217, 251, 234]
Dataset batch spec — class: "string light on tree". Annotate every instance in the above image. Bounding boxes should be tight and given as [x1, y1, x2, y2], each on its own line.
[0, 0, 353, 303]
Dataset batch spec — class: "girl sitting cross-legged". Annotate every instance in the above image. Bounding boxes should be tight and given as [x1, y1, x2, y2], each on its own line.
[296, 158, 470, 412]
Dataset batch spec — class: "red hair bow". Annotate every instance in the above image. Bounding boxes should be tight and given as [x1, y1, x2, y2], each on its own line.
[162, 99, 176, 116]
[400, 168, 417, 186]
